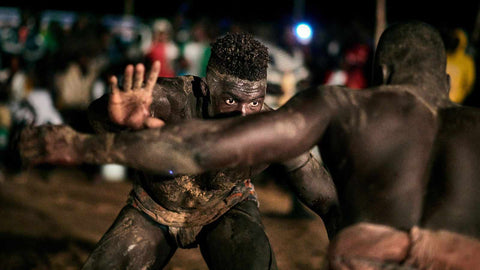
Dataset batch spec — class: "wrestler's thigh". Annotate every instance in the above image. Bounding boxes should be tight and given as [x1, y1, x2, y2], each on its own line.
[199, 200, 277, 270]
[82, 205, 176, 270]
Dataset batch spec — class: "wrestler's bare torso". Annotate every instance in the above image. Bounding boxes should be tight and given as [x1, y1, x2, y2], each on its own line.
[91, 75, 268, 211]
[314, 86, 437, 230]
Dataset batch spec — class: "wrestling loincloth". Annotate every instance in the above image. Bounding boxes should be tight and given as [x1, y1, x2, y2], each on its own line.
[328, 222, 480, 270]
[128, 179, 258, 248]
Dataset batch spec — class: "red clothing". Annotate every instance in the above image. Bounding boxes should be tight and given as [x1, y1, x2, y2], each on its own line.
[146, 42, 176, 77]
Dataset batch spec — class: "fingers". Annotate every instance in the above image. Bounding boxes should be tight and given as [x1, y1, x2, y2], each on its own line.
[120, 62, 155, 92]
[145, 117, 165, 128]
[133, 63, 145, 90]
[123, 64, 134, 90]
[145, 61, 161, 91]
[109, 75, 119, 95]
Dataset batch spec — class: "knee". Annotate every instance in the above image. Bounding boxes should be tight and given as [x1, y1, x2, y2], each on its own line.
[200, 208, 276, 269]
[82, 206, 174, 270]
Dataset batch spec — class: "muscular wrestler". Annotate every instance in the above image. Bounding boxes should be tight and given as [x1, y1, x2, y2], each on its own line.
[20, 22, 480, 269]
[21, 33, 338, 270]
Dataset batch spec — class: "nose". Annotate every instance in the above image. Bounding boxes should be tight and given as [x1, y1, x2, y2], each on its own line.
[241, 104, 248, 116]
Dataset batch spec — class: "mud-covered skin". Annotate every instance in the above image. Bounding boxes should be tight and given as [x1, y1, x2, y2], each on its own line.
[207, 67, 267, 116]
[80, 205, 175, 270]
[88, 75, 270, 212]
[138, 166, 267, 212]
[140, 75, 269, 211]
[19, 125, 89, 166]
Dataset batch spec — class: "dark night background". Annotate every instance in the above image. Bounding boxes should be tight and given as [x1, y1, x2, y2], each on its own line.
[1, 0, 479, 32]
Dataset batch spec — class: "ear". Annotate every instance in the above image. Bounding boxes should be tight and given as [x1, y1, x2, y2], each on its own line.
[445, 73, 451, 95]
[372, 63, 392, 86]
[381, 64, 392, 85]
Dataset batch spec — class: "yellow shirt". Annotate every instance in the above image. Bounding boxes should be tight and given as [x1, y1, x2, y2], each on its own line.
[447, 29, 476, 104]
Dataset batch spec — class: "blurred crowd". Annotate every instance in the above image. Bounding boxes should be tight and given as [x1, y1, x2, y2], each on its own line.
[0, 6, 478, 179]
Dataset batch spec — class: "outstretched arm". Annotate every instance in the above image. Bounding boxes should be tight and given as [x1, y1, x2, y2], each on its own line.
[21, 86, 337, 175]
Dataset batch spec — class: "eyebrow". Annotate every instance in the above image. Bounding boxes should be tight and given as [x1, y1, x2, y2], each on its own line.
[221, 79, 266, 94]
[223, 92, 265, 102]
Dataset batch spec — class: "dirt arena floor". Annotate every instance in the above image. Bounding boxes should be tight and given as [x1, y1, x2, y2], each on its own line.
[0, 166, 329, 270]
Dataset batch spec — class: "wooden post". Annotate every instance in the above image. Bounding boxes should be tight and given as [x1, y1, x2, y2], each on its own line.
[124, 0, 134, 15]
[374, 0, 386, 48]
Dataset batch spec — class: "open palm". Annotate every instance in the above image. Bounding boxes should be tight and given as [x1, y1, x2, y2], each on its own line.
[108, 61, 165, 129]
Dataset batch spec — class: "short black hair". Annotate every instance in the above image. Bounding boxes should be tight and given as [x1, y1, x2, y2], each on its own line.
[208, 32, 269, 81]
[374, 21, 446, 84]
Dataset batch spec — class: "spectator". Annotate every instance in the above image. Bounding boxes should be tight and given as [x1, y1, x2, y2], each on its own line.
[442, 28, 476, 104]
[0, 53, 28, 103]
[177, 18, 214, 77]
[145, 18, 179, 77]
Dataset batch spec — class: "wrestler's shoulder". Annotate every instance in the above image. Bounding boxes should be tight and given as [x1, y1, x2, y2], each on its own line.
[155, 75, 207, 95]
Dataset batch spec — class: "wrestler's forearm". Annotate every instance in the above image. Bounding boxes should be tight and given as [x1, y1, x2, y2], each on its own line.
[79, 128, 202, 175]
[284, 155, 340, 238]
[23, 119, 212, 175]
[80, 112, 313, 175]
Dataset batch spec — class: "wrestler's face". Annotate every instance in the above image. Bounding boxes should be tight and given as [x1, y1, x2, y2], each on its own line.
[207, 70, 266, 117]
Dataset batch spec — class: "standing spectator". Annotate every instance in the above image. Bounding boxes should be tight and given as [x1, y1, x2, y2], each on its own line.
[26, 59, 63, 127]
[178, 19, 214, 77]
[145, 18, 179, 77]
[442, 28, 476, 104]
[54, 48, 105, 132]
[0, 53, 28, 102]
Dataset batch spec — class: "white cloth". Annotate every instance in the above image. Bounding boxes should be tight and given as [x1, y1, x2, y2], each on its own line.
[26, 89, 63, 125]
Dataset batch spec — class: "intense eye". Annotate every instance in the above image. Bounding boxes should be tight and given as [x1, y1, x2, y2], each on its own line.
[225, 98, 236, 105]
[250, 101, 260, 107]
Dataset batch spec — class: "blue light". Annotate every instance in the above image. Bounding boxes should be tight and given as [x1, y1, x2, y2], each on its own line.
[295, 23, 313, 44]
[168, 170, 174, 175]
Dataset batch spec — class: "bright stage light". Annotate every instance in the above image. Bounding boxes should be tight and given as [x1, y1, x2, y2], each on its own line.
[295, 23, 312, 44]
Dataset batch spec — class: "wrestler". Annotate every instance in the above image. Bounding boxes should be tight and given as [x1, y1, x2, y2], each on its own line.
[20, 32, 338, 270]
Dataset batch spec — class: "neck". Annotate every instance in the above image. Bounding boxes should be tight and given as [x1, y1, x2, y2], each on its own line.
[401, 83, 454, 113]
[389, 71, 452, 110]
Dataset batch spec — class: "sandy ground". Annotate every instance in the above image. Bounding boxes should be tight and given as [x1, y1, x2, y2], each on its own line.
[0, 167, 329, 270]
